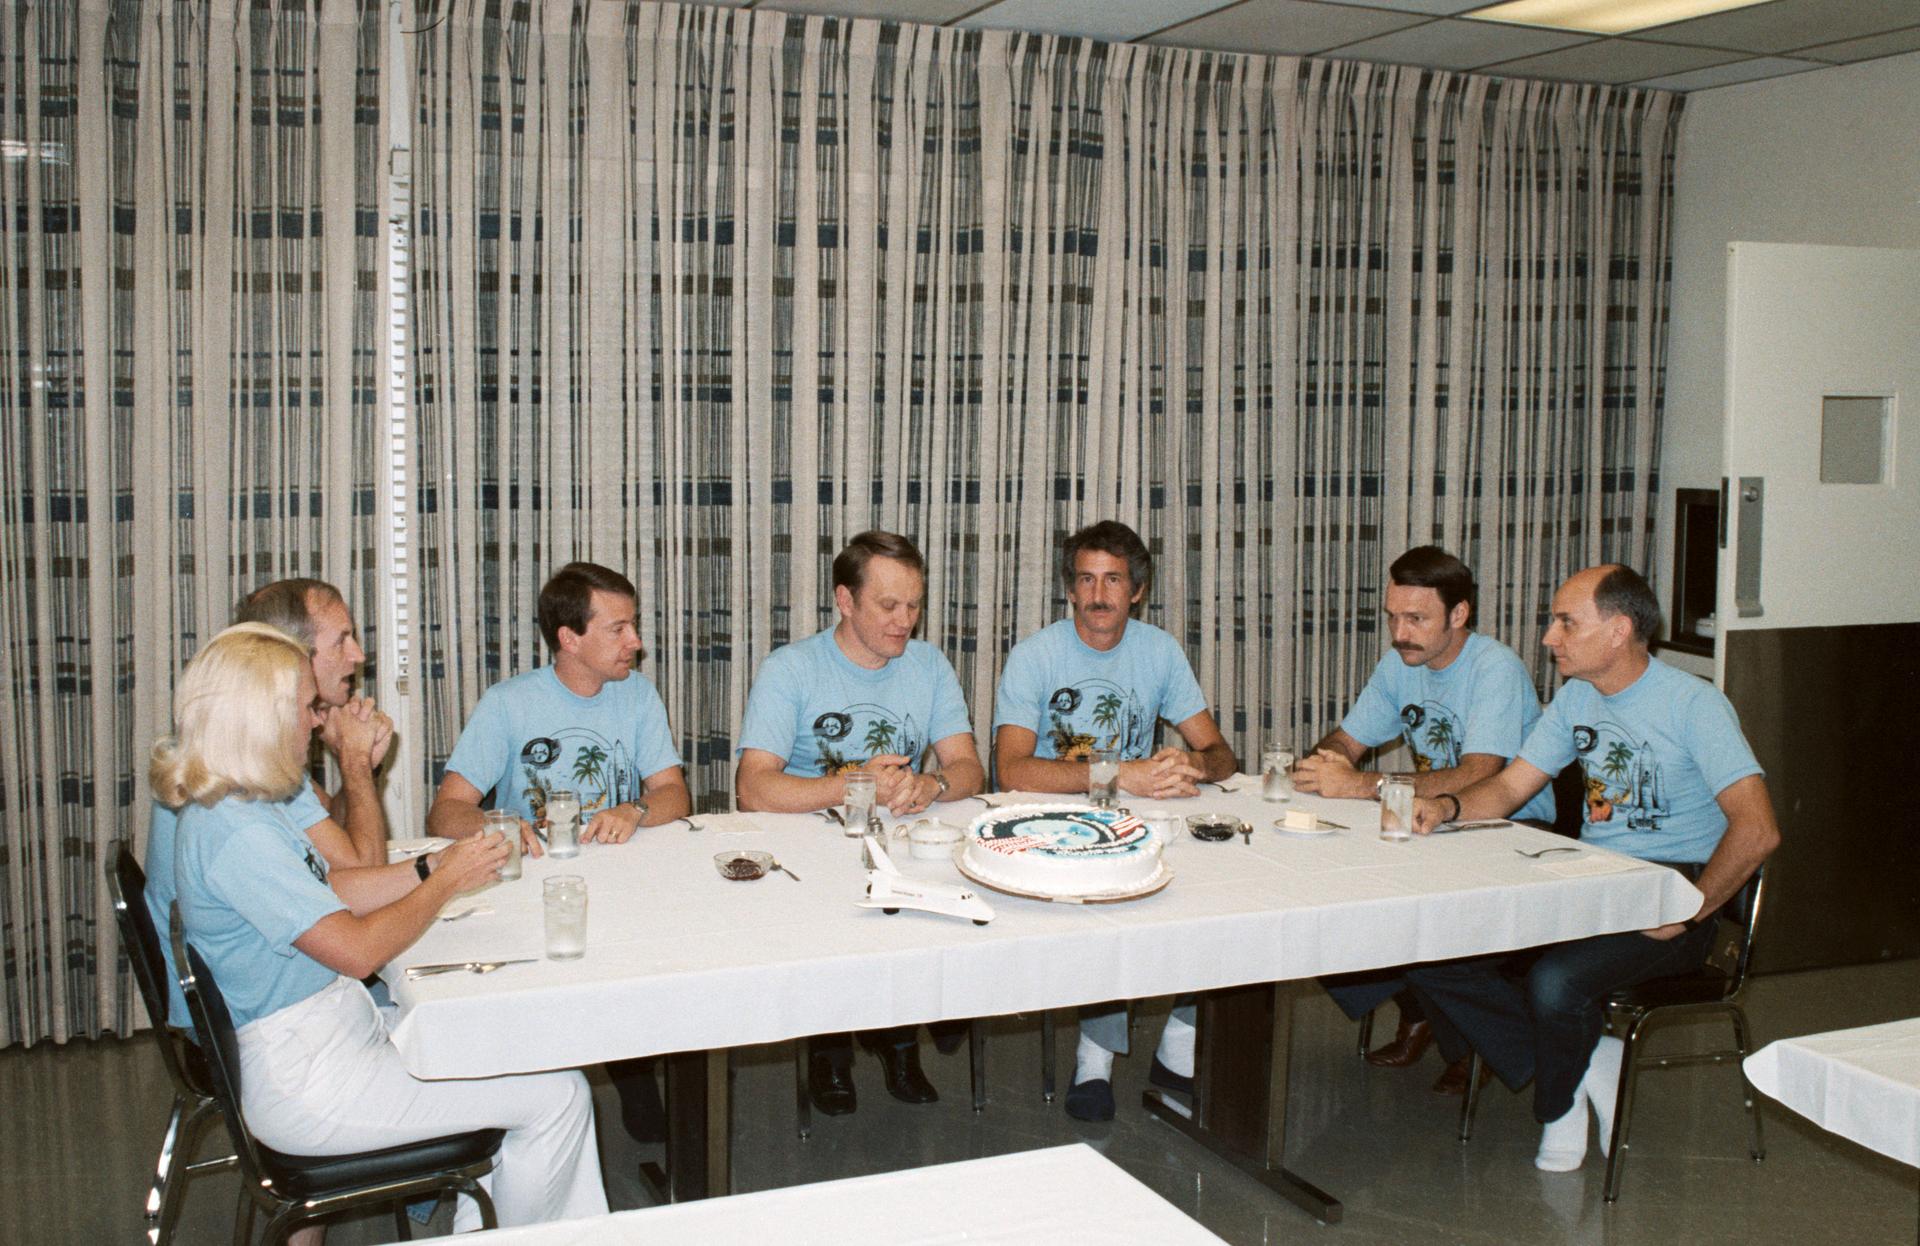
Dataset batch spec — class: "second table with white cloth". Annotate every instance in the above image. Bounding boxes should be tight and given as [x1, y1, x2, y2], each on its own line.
[381, 782, 1702, 1220]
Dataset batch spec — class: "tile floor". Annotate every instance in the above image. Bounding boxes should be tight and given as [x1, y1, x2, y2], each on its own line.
[1, 958, 1914, 1244]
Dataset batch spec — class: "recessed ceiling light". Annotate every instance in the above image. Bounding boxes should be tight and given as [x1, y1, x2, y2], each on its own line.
[1463, 0, 1774, 36]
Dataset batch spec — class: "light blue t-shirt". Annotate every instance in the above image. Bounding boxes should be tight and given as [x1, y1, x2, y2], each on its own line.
[172, 793, 348, 1029]
[1518, 657, 1762, 864]
[992, 618, 1209, 761]
[1340, 631, 1555, 824]
[146, 784, 328, 1032]
[445, 666, 683, 821]
[736, 629, 972, 776]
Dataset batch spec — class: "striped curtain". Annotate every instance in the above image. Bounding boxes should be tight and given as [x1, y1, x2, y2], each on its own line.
[0, 0, 382, 1045]
[410, 3, 1677, 810]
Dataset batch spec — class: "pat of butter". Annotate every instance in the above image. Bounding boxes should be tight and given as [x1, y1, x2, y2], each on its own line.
[1282, 810, 1319, 831]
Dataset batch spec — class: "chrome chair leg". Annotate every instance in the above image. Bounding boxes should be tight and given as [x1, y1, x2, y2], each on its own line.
[1040, 1012, 1056, 1102]
[145, 1093, 191, 1243]
[392, 1202, 413, 1240]
[232, 1186, 256, 1246]
[1357, 1008, 1375, 1059]
[1458, 1053, 1484, 1143]
[794, 1041, 812, 1140]
[1730, 1005, 1765, 1161]
[1603, 1016, 1652, 1203]
[969, 1019, 987, 1114]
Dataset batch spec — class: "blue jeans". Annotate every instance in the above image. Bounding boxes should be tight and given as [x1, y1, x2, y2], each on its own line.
[1407, 921, 1716, 1122]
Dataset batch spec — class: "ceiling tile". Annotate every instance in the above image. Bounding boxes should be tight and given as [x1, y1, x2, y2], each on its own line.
[1632, 54, 1827, 90]
[956, 0, 1227, 41]
[765, 0, 981, 20]
[1331, 16, 1590, 69]
[1792, 26, 1920, 63]
[1482, 36, 1741, 82]
[1634, 0, 1920, 55]
[1316, 0, 1490, 13]
[1146, 0, 1429, 55]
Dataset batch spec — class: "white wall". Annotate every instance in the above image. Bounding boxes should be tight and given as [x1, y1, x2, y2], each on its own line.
[1658, 51, 1920, 642]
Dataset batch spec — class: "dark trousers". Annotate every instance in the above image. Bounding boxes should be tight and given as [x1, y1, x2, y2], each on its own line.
[1322, 972, 1470, 1065]
[809, 1025, 916, 1067]
[1407, 921, 1716, 1122]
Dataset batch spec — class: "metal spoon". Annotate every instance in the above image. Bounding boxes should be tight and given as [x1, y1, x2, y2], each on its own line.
[438, 906, 490, 923]
[679, 817, 704, 832]
[1516, 846, 1581, 858]
[767, 859, 801, 882]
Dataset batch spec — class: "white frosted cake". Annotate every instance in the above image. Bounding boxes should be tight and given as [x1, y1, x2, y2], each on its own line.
[961, 804, 1164, 898]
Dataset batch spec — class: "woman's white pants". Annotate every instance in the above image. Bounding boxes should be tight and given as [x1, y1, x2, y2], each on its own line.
[236, 977, 607, 1230]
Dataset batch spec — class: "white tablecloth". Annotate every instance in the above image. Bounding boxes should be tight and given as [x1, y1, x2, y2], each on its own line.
[382, 787, 1701, 1079]
[1745, 1017, 1920, 1168]
[410, 1144, 1224, 1244]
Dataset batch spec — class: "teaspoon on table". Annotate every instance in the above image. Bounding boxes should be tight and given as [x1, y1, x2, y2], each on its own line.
[406, 959, 538, 978]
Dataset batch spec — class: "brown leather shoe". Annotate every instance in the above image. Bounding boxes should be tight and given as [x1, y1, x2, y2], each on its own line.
[1431, 1055, 1493, 1096]
[1365, 1017, 1434, 1068]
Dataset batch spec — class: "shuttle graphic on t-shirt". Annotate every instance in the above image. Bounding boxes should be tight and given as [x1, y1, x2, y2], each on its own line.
[1571, 722, 1668, 832]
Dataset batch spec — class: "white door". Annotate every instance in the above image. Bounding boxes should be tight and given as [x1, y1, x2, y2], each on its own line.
[1719, 242, 1920, 972]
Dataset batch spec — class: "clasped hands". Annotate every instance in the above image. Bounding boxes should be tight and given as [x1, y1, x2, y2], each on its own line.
[850, 754, 940, 817]
[319, 695, 394, 772]
[1116, 748, 1204, 800]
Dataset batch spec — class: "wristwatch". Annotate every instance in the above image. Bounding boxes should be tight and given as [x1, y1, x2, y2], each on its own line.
[414, 854, 433, 883]
[932, 773, 950, 799]
[628, 798, 650, 823]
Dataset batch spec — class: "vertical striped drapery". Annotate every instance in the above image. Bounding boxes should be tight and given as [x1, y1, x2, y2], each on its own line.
[0, 0, 382, 1045]
[410, 4, 1677, 810]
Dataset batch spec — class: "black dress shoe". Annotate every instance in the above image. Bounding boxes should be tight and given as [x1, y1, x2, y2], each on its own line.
[808, 1056, 858, 1116]
[1147, 1056, 1194, 1096]
[878, 1044, 939, 1105]
[1064, 1077, 1115, 1122]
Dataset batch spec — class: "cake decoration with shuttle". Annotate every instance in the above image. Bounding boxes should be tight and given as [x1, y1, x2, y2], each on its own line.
[957, 804, 1172, 903]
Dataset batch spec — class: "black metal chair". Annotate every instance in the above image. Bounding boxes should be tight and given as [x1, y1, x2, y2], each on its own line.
[107, 844, 237, 1246]
[1598, 866, 1768, 1200]
[1456, 867, 1771, 1183]
[168, 907, 504, 1244]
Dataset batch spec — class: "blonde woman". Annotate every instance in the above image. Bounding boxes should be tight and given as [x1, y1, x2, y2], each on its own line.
[152, 623, 607, 1230]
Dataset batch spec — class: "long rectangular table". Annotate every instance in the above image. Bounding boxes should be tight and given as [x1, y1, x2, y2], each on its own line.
[382, 786, 1701, 1220]
[1745, 1018, 1920, 1168]
[409, 1143, 1226, 1244]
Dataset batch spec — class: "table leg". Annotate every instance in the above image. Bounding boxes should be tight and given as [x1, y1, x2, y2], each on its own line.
[1142, 980, 1342, 1224]
[641, 1048, 731, 1203]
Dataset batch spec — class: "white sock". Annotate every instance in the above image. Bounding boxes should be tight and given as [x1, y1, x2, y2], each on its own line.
[1075, 1033, 1115, 1085]
[1582, 1036, 1625, 1158]
[1155, 1013, 1196, 1077]
[1535, 1094, 1589, 1172]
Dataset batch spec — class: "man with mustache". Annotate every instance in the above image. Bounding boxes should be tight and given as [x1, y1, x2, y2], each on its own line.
[736, 530, 986, 1116]
[993, 520, 1237, 1121]
[1294, 546, 1553, 1092]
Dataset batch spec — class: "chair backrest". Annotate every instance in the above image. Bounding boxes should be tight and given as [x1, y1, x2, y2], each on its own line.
[169, 906, 276, 1183]
[1717, 864, 1769, 997]
[108, 844, 209, 1096]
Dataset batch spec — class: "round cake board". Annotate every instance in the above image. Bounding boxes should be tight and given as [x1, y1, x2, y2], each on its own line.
[952, 849, 1173, 905]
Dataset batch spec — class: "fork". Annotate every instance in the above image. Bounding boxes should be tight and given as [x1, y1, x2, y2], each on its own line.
[405, 959, 538, 978]
[767, 859, 801, 882]
[679, 817, 704, 832]
[438, 906, 491, 923]
[1516, 846, 1581, 858]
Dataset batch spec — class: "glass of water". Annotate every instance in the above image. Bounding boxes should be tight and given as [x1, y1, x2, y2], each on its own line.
[842, 771, 876, 838]
[483, 809, 522, 880]
[1379, 779, 1415, 842]
[1261, 747, 1295, 802]
[546, 788, 581, 859]
[543, 875, 588, 960]
[1088, 747, 1119, 809]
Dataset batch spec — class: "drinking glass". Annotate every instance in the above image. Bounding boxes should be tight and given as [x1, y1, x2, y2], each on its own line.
[546, 789, 581, 859]
[1261, 747, 1296, 803]
[483, 809, 522, 881]
[1379, 779, 1415, 842]
[542, 875, 588, 960]
[1087, 747, 1120, 809]
[842, 771, 876, 838]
